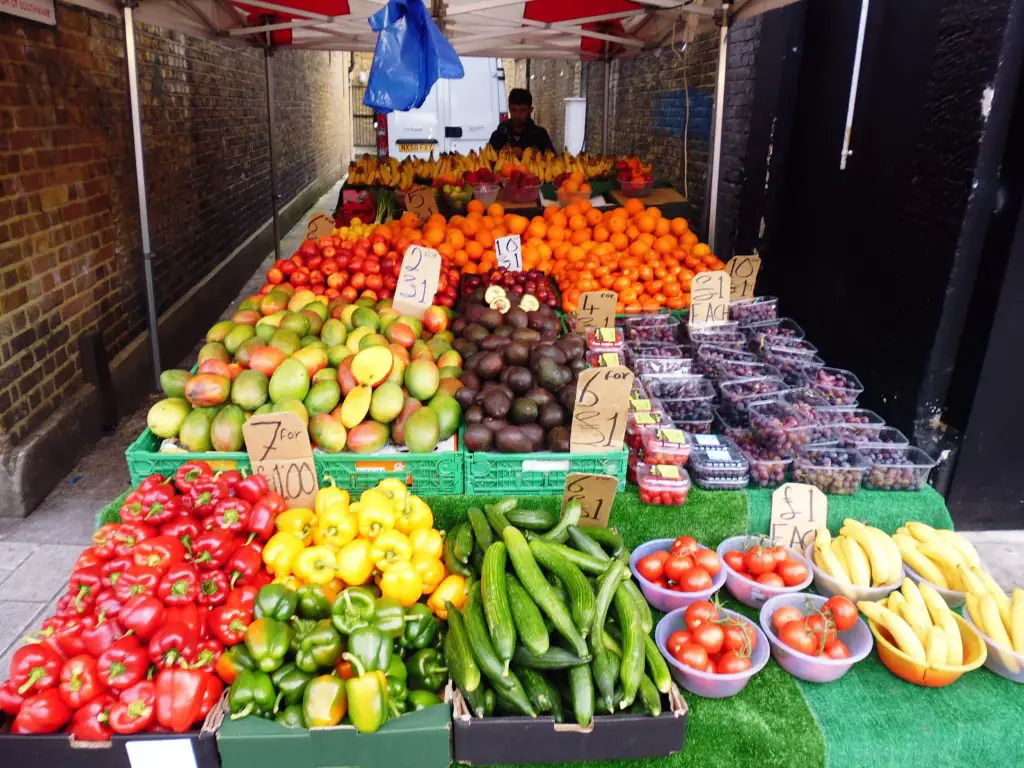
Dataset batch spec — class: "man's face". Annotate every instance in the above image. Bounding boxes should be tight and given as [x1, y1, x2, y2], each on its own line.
[509, 103, 531, 129]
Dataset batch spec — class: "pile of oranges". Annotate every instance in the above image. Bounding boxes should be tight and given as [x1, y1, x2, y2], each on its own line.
[389, 196, 725, 314]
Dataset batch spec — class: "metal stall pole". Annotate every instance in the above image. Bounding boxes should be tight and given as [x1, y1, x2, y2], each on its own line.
[123, 2, 162, 387]
[264, 44, 282, 260]
[707, 3, 730, 253]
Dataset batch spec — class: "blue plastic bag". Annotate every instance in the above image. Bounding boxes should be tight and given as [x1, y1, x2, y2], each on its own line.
[364, 0, 464, 114]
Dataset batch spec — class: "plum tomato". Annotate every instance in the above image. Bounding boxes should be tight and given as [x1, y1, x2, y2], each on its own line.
[777, 558, 810, 587]
[717, 651, 753, 674]
[672, 536, 699, 556]
[724, 550, 746, 574]
[755, 572, 785, 588]
[743, 546, 775, 577]
[677, 566, 713, 593]
[636, 553, 667, 582]
[824, 596, 858, 631]
[824, 638, 851, 660]
[684, 600, 719, 631]
[722, 621, 757, 654]
[674, 642, 710, 672]
[692, 622, 725, 655]
[771, 605, 804, 635]
[663, 553, 695, 583]
[667, 630, 692, 657]
[779, 619, 819, 656]
[693, 548, 722, 577]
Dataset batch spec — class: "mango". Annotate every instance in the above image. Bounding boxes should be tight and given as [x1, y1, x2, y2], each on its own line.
[347, 421, 389, 454]
[428, 394, 462, 441]
[405, 359, 440, 401]
[390, 398, 422, 446]
[358, 333, 389, 351]
[274, 283, 295, 297]
[269, 357, 310, 403]
[304, 301, 329, 322]
[292, 346, 328, 378]
[224, 324, 256, 356]
[240, 296, 262, 312]
[231, 309, 261, 326]
[287, 289, 318, 312]
[321, 319, 348, 347]
[231, 369, 269, 411]
[272, 399, 309, 428]
[352, 306, 380, 332]
[258, 311, 285, 329]
[351, 347, 394, 388]
[198, 342, 230, 364]
[385, 322, 417, 349]
[389, 344, 410, 365]
[436, 350, 463, 371]
[255, 323, 276, 343]
[148, 397, 191, 439]
[313, 367, 337, 384]
[235, 337, 265, 368]
[436, 378, 463, 398]
[198, 358, 234, 380]
[386, 358, 407, 388]
[260, 291, 290, 316]
[340, 304, 359, 330]
[337, 356, 358, 396]
[309, 413, 347, 453]
[426, 338, 451, 361]
[339, 385, 372, 429]
[211, 405, 246, 452]
[438, 366, 463, 380]
[249, 346, 288, 378]
[305, 380, 342, 416]
[179, 407, 217, 452]
[159, 369, 191, 399]
[279, 311, 311, 338]
[404, 407, 440, 454]
[327, 345, 350, 369]
[346, 327, 372, 355]
[206, 320, 236, 345]
[301, 309, 324, 337]
[378, 309, 399, 334]
[269, 329, 301, 356]
[369, 382, 405, 424]
[185, 373, 231, 407]
[300, 335, 321, 348]
[397, 315, 424, 337]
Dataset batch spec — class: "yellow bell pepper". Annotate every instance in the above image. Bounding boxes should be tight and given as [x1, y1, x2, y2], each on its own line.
[379, 561, 423, 608]
[411, 553, 446, 595]
[376, 478, 409, 507]
[263, 532, 305, 577]
[368, 530, 412, 571]
[394, 495, 434, 535]
[314, 481, 350, 517]
[335, 538, 373, 586]
[276, 508, 317, 546]
[312, 507, 358, 550]
[357, 498, 395, 540]
[408, 528, 444, 561]
[322, 578, 345, 603]
[272, 575, 303, 590]
[427, 574, 468, 619]
[292, 546, 337, 586]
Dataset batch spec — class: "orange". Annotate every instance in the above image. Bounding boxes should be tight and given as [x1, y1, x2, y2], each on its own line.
[424, 227, 445, 247]
[593, 226, 610, 243]
[569, 214, 587, 232]
[467, 200, 485, 215]
[585, 208, 603, 227]
[547, 225, 566, 243]
[506, 214, 529, 235]
[564, 203, 582, 219]
[654, 218, 671, 237]
[475, 229, 495, 248]
[527, 219, 547, 239]
[626, 225, 640, 240]
[610, 232, 629, 251]
[655, 235, 677, 254]
[446, 229, 466, 249]
[570, 229, 591, 246]
[549, 211, 568, 229]
[629, 240, 650, 258]
[682, 231, 699, 247]
[625, 198, 644, 215]
[692, 243, 711, 258]
[487, 203, 505, 218]
[480, 217, 495, 231]
[607, 216, 627, 234]
[465, 241, 484, 260]
[427, 213, 447, 229]
[636, 214, 656, 234]
[670, 217, 689, 236]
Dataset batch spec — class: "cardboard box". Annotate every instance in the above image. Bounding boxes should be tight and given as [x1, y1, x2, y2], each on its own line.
[451, 685, 688, 765]
[216, 699, 451, 768]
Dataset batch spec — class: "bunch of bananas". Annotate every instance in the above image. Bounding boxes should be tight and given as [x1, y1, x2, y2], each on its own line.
[858, 579, 965, 666]
[813, 520, 903, 588]
[962, 572, 1024, 672]
[347, 155, 411, 188]
[891, 522, 986, 592]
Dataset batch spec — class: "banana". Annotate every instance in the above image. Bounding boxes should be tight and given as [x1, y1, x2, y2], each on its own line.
[933, 529, 982, 569]
[981, 593, 1021, 673]
[887, 590, 907, 613]
[905, 521, 940, 543]
[814, 531, 852, 585]
[917, 540, 967, 591]
[893, 533, 948, 588]
[829, 534, 851, 575]
[975, 569, 1012, 629]
[1012, 588, 1024, 654]
[957, 565, 987, 598]
[875, 529, 905, 585]
[900, 578, 928, 614]
[858, 601, 928, 663]
[896, 600, 934, 645]
[841, 522, 889, 586]
[965, 593, 985, 629]
[918, 581, 951, 626]
[925, 626, 947, 666]
[837, 535, 872, 587]
[939, 612, 964, 666]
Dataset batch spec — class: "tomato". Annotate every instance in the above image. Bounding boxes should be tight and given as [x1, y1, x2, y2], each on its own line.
[636, 553, 666, 583]
[777, 558, 810, 587]
[824, 596, 858, 631]
[663, 553, 695, 584]
[677, 566, 713, 593]
[771, 606, 804, 635]
[674, 642, 709, 671]
[724, 550, 746, 574]
[755, 572, 785, 588]
[684, 601, 719, 631]
[692, 622, 725, 655]
[654, 577, 671, 590]
[722, 622, 756, 654]
[672, 536, 699, 556]
[667, 630, 692, 657]
[744, 547, 775, 576]
[779, 619, 818, 656]
[767, 546, 788, 568]
[823, 639, 851, 660]
[693, 549, 721, 577]
[803, 614, 836, 647]
[717, 651, 753, 674]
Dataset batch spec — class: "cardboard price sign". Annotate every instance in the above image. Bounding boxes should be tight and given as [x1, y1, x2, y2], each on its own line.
[574, 291, 618, 330]
[689, 270, 731, 326]
[393, 244, 442, 318]
[570, 367, 635, 454]
[563, 473, 619, 528]
[305, 213, 335, 241]
[243, 412, 319, 509]
[770, 482, 828, 550]
[726, 255, 762, 300]
[494, 234, 522, 271]
[404, 187, 440, 222]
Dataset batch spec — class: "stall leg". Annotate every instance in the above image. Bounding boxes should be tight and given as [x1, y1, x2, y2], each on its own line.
[264, 46, 281, 261]
[707, 3, 730, 253]
[123, 2, 161, 387]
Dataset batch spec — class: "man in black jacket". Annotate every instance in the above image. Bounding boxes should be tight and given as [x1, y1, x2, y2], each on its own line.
[488, 88, 556, 154]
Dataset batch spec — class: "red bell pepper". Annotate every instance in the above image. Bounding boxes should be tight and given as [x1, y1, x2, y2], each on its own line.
[119, 594, 166, 641]
[189, 478, 229, 517]
[155, 666, 208, 733]
[210, 498, 251, 533]
[193, 639, 223, 670]
[157, 563, 200, 606]
[237, 473, 270, 503]
[139, 483, 178, 525]
[217, 469, 244, 494]
[197, 673, 223, 719]
[109, 681, 156, 734]
[70, 693, 116, 741]
[26, 617, 67, 658]
[225, 584, 261, 613]
[208, 603, 252, 646]
[92, 524, 122, 559]
[81, 613, 125, 657]
[119, 490, 146, 523]
[59, 654, 106, 709]
[161, 516, 201, 552]
[0, 680, 25, 715]
[73, 547, 108, 571]
[11, 643, 63, 695]
[101, 555, 133, 590]
[113, 523, 155, 558]
[114, 564, 162, 602]
[196, 570, 229, 607]
[52, 617, 88, 658]
[174, 460, 214, 493]
[55, 594, 79, 619]
[133, 535, 186, 571]
[245, 497, 280, 542]
[11, 688, 71, 734]
[225, 543, 263, 588]
[138, 474, 169, 493]
[165, 604, 204, 639]
[147, 622, 198, 668]
[68, 565, 104, 614]
[98, 636, 148, 690]
[191, 529, 237, 570]
[94, 590, 124, 619]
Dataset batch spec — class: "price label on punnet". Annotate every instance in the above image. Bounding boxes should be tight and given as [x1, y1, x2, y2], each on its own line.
[393, 244, 442, 319]
[243, 412, 319, 509]
[494, 234, 523, 272]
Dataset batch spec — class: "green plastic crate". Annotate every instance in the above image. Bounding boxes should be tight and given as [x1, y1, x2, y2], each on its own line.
[125, 428, 464, 496]
[462, 429, 627, 495]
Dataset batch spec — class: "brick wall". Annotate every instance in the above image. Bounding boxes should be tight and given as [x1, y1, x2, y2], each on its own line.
[0, 2, 350, 447]
[523, 60, 582, 152]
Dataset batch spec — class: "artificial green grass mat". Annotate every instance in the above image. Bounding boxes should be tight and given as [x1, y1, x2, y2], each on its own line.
[95, 489, 130, 528]
[746, 485, 953, 536]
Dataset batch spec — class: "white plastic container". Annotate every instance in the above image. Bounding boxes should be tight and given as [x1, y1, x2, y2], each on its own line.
[716, 535, 813, 608]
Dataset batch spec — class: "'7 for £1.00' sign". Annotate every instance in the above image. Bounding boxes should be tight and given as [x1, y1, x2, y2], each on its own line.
[243, 412, 319, 509]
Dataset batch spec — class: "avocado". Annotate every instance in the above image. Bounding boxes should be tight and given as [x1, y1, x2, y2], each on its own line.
[495, 426, 531, 453]
[504, 307, 528, 329]
[465, 405, 484, 424]
[547, 426, 571, 453]
[452, 339, 477, 359]
[455, 387, 478, 409]
[462, 423, 494, 453]
[520, 424, 546, 452]
[503, 341, 530, 367]
[509, 397, 538, 425]
[510, 328, 541, 343]
[505, 366, 534, 394]
[478, 309, 504, 330]
[559, 384, 577, 414]
[462, 323, 489, 344]
[460, 371, 482, 391]
[474, 352, 503, 381]
[526, 387, 555, 407]
[482, 390, 511, 419]
[493, 325, 514, 339]
[537, 401, 565, 430]
[480, 335, 510, 351]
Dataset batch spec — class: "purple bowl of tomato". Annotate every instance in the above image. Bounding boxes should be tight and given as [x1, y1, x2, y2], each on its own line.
[715, 535, 813, 608]
[629, 537, 727, 613]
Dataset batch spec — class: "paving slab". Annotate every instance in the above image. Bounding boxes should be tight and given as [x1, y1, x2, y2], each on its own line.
[0, 542, 36, 572]
[0, 600, 49, 660]
[2, 500, 105, 546]
[0, 544, 87, 602]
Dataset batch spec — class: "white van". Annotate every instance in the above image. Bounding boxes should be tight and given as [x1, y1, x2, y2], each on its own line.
[376, 57, 509, 160]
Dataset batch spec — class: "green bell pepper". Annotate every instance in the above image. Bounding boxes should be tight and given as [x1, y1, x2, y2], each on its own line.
[245, 617, 294, 673]
[407, 690, 441, 711]
[331, 586, 377, 634]
[295, 620, 343, 673]
[229, 669, 277, 719]
[343, 653, 389, 733]
[297, 584, 333, 620]
[387, 655, 408, 682]
[371, 597, 406, 639]
[271, 663, 314, 707]
[400, 603, 439, 650]
[275, 703, 306, 729]
[407, 648, 447, 692]
[289, 618, 318, 653]
[219, 644, 255, 682]
[302, 674, 348, 728]
[346, 625, 392, 673]
[254, 584, 299, 622]
[386, 656, 408, 715]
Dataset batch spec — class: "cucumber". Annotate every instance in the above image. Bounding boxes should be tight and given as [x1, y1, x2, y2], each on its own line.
[452, 521, 475, 563]
[579, 527, 625, 557]
[467, 507, 494, 553]
[481, 542, 516, 669]
[612, 584, 644, 708]
[529, 538, 596, 637]
[621, 578, 654, 634]
[533, 540, 609, 575]
[506, 574, 550, 656]
[484, 503, 513, 536]
[512, 646, 591, 670]
[568, 661, 594, 727]
[589, 560, 626, 713]
[548, 676, 565, 723]
[444, 603, 481, 694]
[514, 666, 554, 714]
[463, 583, 514, 690]
[494, 678, 537, 717]
[643, 633, 672, 694]
[461, 683, 490, 718]
[503, 527, 588, 657]
[602, 627, 623, 655]
[567, 525, 611, 562]
[637, 674, 663, 717]
[444, 531, 473, 577]
[506, 507, 559, 532]
[539, 498, 581, 544]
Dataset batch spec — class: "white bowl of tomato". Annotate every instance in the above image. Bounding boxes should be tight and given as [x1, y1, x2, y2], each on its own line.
[630, 536, 727, 612]
[716, 535, 814, 608]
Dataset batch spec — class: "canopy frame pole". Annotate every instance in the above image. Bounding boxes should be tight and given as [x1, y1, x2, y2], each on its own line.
[839, 0, 870, 169]
[122, 2, 161, 387]
[707, 3, 729, 253]
[264, 41, 281, 260]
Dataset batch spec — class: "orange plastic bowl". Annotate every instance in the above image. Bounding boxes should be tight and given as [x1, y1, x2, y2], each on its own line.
[868, 612, 986, 687]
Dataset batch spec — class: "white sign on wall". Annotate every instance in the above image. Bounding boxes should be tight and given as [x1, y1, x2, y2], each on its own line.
[0, 0, 56, 25]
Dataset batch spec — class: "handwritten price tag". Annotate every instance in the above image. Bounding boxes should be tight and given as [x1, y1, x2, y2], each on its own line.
[404, 187, 439, 222]
[689, 270, 731, 326]
[494, 234, 522, 272]
[726, 254, 761, 300]
[770, 482, 828, 550]
[563, 473, 619, 528]
[305, 213, 335, 241]
[243, 412, 319, 509]
[570, 367, 635, 454]
[393, 244, 442, 318]
[574, 291, 617, 330]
